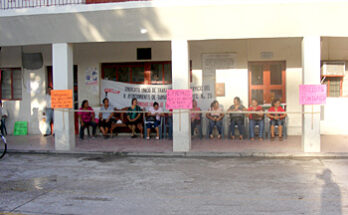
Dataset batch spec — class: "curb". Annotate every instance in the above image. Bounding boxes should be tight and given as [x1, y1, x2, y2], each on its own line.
[7, 149, 348, 159]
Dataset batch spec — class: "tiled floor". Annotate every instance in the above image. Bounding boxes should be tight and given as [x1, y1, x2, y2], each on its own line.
[5, 134, 348, 153]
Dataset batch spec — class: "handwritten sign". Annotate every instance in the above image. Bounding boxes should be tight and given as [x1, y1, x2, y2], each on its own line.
[166, 89, 193, 109]
[51, 90, 73, 109]
[299, 84, 327, 105]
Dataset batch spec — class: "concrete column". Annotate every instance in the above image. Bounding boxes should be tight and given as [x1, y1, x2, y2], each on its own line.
[171, 40, 191, 152]
[301, 36, 321, 152]
[52, 43, 75, 151]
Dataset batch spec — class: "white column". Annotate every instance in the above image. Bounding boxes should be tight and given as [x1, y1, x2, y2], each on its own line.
[52, 43, 75, 151]
[301, 36, 321, 152]
[171, 40, 191, 152]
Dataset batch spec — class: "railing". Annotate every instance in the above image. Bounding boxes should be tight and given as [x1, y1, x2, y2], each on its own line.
[0, 0, 149, 10]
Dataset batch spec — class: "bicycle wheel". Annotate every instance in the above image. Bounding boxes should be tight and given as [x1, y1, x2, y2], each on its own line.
[0, 136, 7, 159]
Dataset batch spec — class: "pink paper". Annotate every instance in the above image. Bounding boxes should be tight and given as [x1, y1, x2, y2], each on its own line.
[299, 84, 327, 105]
[166, 89, 193, 110]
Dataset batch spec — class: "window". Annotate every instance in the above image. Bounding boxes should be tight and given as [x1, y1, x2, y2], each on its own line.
[322, 77, 342, 97]
[0, 68, 22, 100]
[102, 62, 174, 85]
[248, 62, 286, 104]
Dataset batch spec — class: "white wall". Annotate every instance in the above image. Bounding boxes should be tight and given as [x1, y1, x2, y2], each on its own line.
[0, 45, 51, 134]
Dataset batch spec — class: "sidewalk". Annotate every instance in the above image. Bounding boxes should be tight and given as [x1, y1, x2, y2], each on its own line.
[5, 134, 348, 157]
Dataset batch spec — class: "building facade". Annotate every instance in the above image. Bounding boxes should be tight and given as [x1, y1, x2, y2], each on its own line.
[1, 0, 348, 152]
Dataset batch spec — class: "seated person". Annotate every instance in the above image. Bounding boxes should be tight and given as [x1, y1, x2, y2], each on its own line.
[126, 98, 143, 138]
[247, 99, 264, 141]
[206, 100, 224, 139]
[191, 99, 202, 138]
[146, 102, 164, 140]
[266, 99, 287, 141]
[228, 97, 246, 140]
[78, 100, 97, 140]
[98, 98, 115, 139]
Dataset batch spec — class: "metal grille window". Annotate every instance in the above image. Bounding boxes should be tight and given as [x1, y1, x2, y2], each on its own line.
[323, 77, 342, 97]
[0, 68, 22, 100]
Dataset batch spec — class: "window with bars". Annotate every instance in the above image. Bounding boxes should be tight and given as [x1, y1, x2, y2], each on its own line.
[0, 68, 22, 100]
[322, 77, 342, 97]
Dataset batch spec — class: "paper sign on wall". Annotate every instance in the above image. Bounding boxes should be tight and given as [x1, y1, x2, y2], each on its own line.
[51, 90, 73, 109]
[299, 84, 327, 105]
[166, 89, 193, 110]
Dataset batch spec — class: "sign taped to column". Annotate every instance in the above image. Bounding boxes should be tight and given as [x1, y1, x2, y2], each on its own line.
[299, 84, 327, 105]
[166, 89, 193, 109]
[51, 90, 73, 109]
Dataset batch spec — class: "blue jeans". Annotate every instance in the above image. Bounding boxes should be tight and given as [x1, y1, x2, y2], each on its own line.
[270, 119, 285, 126]
[45, 108, 54, 135]
[208, 119, 223, 135]
[249, 119, 264, 138]
[166, 117, 173, 139]
[230, 118, 244, 137]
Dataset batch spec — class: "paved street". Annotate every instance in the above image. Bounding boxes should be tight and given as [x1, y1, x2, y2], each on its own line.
[1, 154, 348, 215]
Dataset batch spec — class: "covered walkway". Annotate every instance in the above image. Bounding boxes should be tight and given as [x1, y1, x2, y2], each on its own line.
[6, 135, 348, 155]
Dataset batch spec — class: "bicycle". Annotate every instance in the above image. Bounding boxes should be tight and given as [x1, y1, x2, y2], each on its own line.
[0, 135, 7, 159]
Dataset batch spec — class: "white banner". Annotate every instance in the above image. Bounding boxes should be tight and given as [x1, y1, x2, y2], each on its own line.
[101, 80, 214, 110]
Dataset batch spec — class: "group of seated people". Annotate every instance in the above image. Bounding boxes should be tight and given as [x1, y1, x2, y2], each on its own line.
[77, 96, 286, 141]
[77, 97, 166, 140]
[206, 97, 287, 141]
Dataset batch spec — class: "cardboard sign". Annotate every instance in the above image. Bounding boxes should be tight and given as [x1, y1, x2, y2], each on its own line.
[13, 121, 28, 136]
[299, 84, 327, 105]
[166, 89, 193, 110]
[51, 90, 73, 109]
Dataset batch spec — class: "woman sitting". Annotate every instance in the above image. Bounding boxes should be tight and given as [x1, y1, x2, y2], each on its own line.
[146, 102, 164, 140]
[126, 98, 143, 138]
[247, 99, 264, 141]
[191, 99, 202, 138]
[206, 100, 224, 139]
[228, 97, 246, 140]
[78, 100, 97, 140]
[267, 99, 287, 141]
[99, 98, 115, 139]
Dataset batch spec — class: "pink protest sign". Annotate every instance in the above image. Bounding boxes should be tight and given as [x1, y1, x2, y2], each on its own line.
[166, 89, 193, 109]
[299, 84, 327, 105]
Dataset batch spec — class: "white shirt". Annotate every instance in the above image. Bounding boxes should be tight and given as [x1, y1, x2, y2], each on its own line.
[148, 106, 163, 121]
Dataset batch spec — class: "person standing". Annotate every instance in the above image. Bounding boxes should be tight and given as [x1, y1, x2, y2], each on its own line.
[0, 101, 8, 136]
[43, 87, 54, 137]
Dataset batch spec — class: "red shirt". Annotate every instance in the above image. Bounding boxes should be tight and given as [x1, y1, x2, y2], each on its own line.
[247, 106, 263, 120]
[268, 106, 285, 118]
